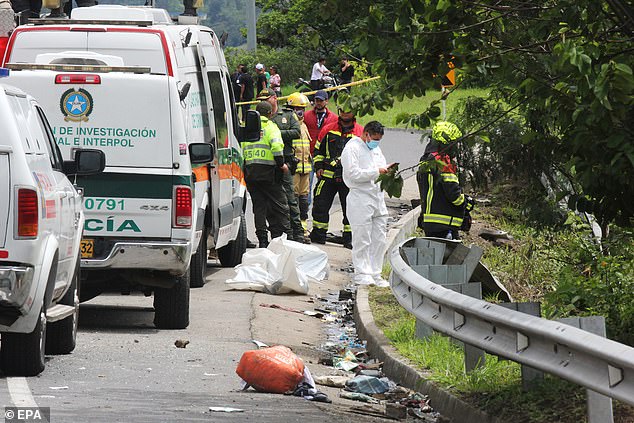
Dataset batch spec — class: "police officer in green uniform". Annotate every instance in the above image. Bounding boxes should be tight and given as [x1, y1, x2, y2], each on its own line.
[257, 88, 310, 244]
[243, 101, 291, 247]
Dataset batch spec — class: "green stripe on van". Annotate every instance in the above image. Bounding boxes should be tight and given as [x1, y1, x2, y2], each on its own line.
[77, 173, 192, 199]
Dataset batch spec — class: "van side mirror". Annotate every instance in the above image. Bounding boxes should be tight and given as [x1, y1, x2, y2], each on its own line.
[189, 143, 214, 164]
[243, 110, 261, 142]
[63, 149, 106, 176]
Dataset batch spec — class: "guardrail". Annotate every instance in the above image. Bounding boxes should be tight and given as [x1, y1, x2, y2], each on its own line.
[389, 237, 634, 406]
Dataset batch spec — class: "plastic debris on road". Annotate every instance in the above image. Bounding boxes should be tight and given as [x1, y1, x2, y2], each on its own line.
[340, 391, 379, 403]
[226, 234, 328, 295]
[236, 345, 305, 394]
[344, 375, 391, 394]
[208, 407, 244, 413]
[314, 375, 351, 388]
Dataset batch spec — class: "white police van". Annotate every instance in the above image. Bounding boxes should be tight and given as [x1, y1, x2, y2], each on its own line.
[2, 5, 248, 329]
[0, 68, 105, 375]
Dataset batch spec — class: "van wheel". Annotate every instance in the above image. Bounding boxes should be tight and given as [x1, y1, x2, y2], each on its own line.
[153, 271, 190, 329]
[46, 256, 79, 354]
[1, 307, 47, 376]
[190, 227, 208, 288]
[218, 213, 247, 267]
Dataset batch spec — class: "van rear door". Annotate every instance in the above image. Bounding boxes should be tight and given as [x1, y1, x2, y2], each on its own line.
[5, 69, 175, 239]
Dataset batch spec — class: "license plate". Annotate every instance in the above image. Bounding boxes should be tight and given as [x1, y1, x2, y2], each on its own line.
[80, 239, 94, 258]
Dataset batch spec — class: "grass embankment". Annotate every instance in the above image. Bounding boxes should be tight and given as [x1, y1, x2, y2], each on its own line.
[356, 88, 488, 128]
[370, 181, 634, 422]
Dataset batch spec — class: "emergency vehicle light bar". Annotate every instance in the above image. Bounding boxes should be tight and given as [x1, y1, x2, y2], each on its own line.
[5, 63, 152, 74]
[28, 19, 153, 27]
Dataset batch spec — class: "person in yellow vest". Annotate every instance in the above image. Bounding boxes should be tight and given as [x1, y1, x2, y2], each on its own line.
[242, 101, 291, 247]
[286, 92, 313, 234]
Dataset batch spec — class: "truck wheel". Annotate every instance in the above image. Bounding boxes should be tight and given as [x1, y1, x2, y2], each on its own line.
[46, 257, 79, 354]
[1, 307, 47, 376]
[218, 213, 247, 267]
[153, 271, 190, 329]
[189, 227, 208, 288]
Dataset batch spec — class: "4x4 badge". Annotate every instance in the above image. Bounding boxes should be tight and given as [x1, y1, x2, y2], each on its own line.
[60, 88, 94, 122]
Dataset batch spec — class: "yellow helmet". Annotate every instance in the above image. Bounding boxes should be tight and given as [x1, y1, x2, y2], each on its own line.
[286, 92, 310, 108]
[432, 121, 462, 144]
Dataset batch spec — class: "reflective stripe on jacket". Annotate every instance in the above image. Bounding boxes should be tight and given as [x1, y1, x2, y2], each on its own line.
[243, 117, 283, 182]
[313, 122, 363, 179]
[418, 158, 466, 230]
[292, 122, 312, 174]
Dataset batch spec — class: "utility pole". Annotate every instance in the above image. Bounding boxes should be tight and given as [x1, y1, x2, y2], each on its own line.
[246, 0, 256, 51]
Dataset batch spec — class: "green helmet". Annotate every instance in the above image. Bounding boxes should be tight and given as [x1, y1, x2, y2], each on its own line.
[432, 121, 462, 144]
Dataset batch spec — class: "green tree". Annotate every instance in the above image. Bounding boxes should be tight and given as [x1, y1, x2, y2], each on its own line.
[324, 0, 634, 232]
[255, 0, 362, 62]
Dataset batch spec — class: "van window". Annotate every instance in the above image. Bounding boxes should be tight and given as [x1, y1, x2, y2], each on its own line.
[35, 106, 64, 171]
[9, 30, 167, 74]
[224, 72, 240, 138]
[207, 71, 228, 148]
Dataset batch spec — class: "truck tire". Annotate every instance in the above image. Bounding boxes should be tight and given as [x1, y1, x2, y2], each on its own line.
[189, 227, 208, 288]
[1, 307, 47, 376]
[46, 257, 79, 354]
[218, 213, 247, 267]
[153, 271, 190, 329]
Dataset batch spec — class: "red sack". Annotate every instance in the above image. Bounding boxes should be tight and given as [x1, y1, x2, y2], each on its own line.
[236, 345, 304, 394]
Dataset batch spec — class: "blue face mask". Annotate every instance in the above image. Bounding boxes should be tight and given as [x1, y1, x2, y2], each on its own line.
[367, 140, 380, 150]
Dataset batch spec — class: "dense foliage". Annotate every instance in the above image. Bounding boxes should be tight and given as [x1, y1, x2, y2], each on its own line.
[256, 0, 634, 231]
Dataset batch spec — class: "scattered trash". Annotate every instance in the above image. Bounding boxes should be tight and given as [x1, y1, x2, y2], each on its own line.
[208, 407, 244, 413]
[226, 234, 328, 295]
[203, 373, 218, 376]
[252, 340, 269, 349]
[314, 375, 350, 388]
[356, 369, 382, 378]
[344, 375, 390, 394]
[386, 402, 408, 420]
[260, 303, 304, 314]
[174, 339, 189, 348]
[340, 391, 379, 404]
[303, 310, 325, 318]
[236, 345, 304, 394]
[258, 303, 325, 318]
[275, 364, 331, 402]
[49, 386, 69, 390]
[479, 228, 513, 241]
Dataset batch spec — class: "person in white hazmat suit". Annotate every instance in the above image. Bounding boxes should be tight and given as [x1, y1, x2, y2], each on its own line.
[341, 121, 394, 287]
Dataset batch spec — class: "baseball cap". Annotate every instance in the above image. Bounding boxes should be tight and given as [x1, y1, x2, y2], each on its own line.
[256, 87, 276, 100]
[314, 90, 328, 101]
[255, 63, 264, 70]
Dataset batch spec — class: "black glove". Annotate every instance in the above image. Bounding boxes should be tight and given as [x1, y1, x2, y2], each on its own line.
[460, 211, 472, 233]
[465, 195, 476, 212]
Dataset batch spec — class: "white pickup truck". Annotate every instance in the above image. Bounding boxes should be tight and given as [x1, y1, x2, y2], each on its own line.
[0, 69, 105, 376]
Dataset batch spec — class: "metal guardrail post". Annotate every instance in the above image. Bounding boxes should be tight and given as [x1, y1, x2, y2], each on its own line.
[408, 241, 486, 371]
[499, 302, 544, 389]
[558, 316, 614, 423]
[390, 238, 634, 405]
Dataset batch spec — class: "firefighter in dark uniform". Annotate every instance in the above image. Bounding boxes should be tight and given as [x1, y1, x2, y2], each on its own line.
[243, 101, 291, 248]
[309, 107, 363, 248]
[417, 121, 474, 240]
[257, 88, 310, 243]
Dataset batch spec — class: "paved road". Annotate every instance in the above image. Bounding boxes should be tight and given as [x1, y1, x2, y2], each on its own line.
[0, 262, 391, 422]
[0, 128, 423, 422]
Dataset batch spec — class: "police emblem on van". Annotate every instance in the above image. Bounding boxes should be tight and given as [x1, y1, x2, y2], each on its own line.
[60, 88, 94, 122]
